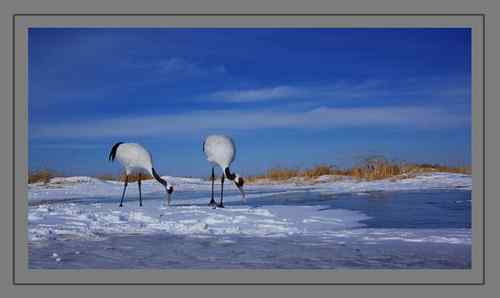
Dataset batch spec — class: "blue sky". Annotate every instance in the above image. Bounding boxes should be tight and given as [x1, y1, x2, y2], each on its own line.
[28, 28, 471, 177]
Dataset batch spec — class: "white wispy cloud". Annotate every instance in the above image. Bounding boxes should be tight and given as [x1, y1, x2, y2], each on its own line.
[32, 106, 467, 139]
[207, 78, 470, 103]
[157, 57, 226, 76]
[208, 80, 388, 103]
[30, 143, 107, 150]
[211, 86, 303, 102]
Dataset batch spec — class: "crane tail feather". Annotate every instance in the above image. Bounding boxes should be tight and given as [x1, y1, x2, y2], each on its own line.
[108, 142, 123, 162]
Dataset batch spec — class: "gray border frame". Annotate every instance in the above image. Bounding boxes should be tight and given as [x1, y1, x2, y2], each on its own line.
[12, 14, 484, 285]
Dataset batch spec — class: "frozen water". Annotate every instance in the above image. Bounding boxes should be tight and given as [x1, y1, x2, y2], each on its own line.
[28, 173, 472, 269]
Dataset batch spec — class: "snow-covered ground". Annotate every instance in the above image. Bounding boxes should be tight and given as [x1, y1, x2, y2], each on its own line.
[29, 172, 471, 204]
[28, 173, 472, 269]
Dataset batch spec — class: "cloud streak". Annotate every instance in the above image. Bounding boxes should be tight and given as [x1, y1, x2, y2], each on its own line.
[157, 57, 226, 76]
[32, 106, 468, 139]
[208, 78, 470, 103]
[211, 86, 303, 102]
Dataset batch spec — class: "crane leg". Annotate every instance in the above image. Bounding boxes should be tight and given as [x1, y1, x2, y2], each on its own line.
[217, 174, 225, 208]
[119, 175, 129, 207]
[209, 167, 216, 207]
[138, 174, 142, 207]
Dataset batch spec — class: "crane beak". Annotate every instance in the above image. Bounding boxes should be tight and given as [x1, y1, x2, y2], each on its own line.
[166, 193, 172, 206]
[234, 177, 246, 203]
[166, 186, 173, 206]
[235, 183, 246, 202]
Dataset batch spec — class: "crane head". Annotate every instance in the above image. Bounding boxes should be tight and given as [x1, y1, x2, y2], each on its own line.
[234, 175, 246, 202]
[166, 184, 174, 206]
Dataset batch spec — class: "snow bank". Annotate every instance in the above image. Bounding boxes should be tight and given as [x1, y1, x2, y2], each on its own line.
[27, 172, 471, 243]
[28, 200, 471, 245]
[310, 172, 472, 194]
[28, 202, 369, 241]
[28, 172, 471, 203]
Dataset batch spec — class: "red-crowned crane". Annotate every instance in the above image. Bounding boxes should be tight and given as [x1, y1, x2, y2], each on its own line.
[108, 142, 173, 207]
[203, 135, 245, 208]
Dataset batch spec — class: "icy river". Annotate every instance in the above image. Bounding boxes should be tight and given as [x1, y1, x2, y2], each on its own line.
[28, 173, 471, 269]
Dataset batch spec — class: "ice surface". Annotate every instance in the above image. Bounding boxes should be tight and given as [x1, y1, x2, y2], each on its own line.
[28, 202, 371, 241]
[27, 173, 472, 269]
[28, 172, 471, 241]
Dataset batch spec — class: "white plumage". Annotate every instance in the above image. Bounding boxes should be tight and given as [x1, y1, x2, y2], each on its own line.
[115, 143, 154, 176]
[203, 135, 245, 208]
[203, 135, 236, 169]
[109, 142, 173, 207]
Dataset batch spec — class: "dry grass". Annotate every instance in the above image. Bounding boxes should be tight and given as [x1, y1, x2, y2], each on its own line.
[401, 163, 471, 176]
[95, 174, 117, 181]
[32, 156, 470, 185]
[246, 164, 339, 183]
[302, 165, 338, 178]
[118, 173, 154, 183]
[345, 156, 402, 180]
[28, 169, 59, 184]
[265, 167, 302, 181]
[348, 164, 402, 180]
[343, 156, 470, 180]
[247, 157, 471, 183]
[246, 167, 300, 183]
[94, 172, 154, 182]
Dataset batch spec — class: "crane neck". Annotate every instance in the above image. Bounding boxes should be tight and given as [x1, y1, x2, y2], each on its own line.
[152, 168, 167, 187]
[224, 167, 236, 181]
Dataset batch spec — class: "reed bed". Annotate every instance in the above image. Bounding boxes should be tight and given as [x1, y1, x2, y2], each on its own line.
[28, 169, 59, 184]
[30, 157, 470, 185]
[96, 173, 154, 182]
[247, 157, 470, 183]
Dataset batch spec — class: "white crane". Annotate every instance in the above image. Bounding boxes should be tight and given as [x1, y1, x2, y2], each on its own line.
[203, 135, 245, 208]
[108, 142, 173, 207]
